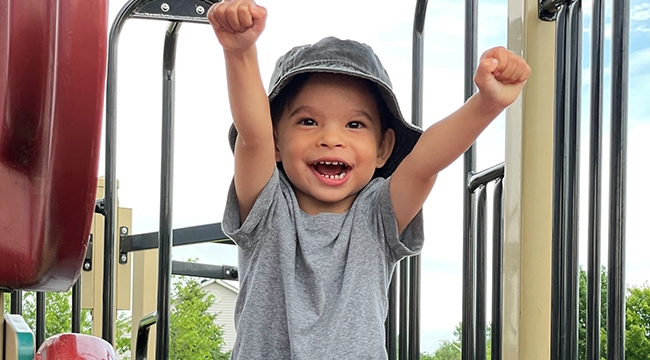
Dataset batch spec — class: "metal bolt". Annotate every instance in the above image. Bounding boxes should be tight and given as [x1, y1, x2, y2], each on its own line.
[84, 262, 91, 270]
[161, 3, 170, 12]
[120, 254, 127, 262]
[226, 270, 231, 275]
[121, 227, 128, 235]
[196, 6, 205, 15]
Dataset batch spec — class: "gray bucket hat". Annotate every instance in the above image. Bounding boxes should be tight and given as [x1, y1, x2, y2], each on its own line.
[228, 36, 422, 178]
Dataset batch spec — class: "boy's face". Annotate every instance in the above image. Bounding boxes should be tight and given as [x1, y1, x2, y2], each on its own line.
[274, 73, 395, 215]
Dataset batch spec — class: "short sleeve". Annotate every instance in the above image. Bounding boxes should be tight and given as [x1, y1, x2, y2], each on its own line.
[366, 177, 425, 263]
[222, 168, 286, 250]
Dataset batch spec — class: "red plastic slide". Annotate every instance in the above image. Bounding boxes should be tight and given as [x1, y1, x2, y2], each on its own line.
[0, 0, 108, 291]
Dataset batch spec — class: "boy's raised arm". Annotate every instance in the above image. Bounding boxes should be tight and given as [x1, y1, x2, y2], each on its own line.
[390, 47, 531, 234]
[208, 0, 275, 221]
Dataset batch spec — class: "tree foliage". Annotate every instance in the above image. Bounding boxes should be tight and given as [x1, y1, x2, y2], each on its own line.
[169, 275, 229, 360]
[625, 285, 650, 359]
[3, 290, 94, 338]
[425, 267, 649, 360]
[427, 323, 490, 360]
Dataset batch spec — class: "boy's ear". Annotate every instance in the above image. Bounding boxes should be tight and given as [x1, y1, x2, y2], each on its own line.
[376, 128, 395, 168]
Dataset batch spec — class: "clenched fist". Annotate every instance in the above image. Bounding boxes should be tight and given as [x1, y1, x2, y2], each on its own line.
[207, 0, 267, 52]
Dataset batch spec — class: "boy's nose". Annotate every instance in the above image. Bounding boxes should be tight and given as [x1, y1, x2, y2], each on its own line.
[318, 128, 345, 148]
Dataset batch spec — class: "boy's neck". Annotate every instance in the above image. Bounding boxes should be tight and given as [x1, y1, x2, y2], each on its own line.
[292, 184, 358, 215]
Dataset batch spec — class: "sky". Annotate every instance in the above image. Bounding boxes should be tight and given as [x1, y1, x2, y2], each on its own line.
[102, 0, 650, 354]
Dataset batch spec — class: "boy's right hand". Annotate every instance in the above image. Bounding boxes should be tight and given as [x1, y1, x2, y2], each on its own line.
[207, 0, 267, 52]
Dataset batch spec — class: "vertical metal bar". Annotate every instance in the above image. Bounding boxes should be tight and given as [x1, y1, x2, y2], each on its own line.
[475, 186, 487, 360]
[408, 256, 420, 360]
[156, 21, 181, 360]
[399, 259, 409, 360]
[10, 291, 22, 315]
[385, 277, 397, 360]
[607, 0, 629, 356]
[566, 2, 582, 359]
[72, 276, 82, 333]
[587, 0, 604, 357]
[462, 0, 478, 356]
[409, 1, 427, 358]
[550, 4, 569, 360]
[103, 0, 143, 344]
[36, 292, 46, 349]
[462, 187, 477, 360]
[491, 179, 504, 360]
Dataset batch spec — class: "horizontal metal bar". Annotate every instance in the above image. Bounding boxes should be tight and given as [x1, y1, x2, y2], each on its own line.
[120, 223, 232, 253]
[172, 261, 238, 280]
[131, 0, 219, 24]
[467, 162, 505, 192]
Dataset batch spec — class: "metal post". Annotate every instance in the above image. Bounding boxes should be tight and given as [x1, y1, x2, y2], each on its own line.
[103, 0, 144, 343]
[607, 0, 629, 356]
[586, 0, 604, 356]
[10, 291, 22, 315]
[550, 5, 568, 360]
[409, 1, 428, 358]
[156, 21, 181, 360]
[491, 179, 504, 360]
[36, 292, 46, 349]
[72, 276, 82, 333]
[399, 260, 409, 359]
[475, 186, 487, 360]
[462, 0, 478, 355]
[565, 2, 582, 359]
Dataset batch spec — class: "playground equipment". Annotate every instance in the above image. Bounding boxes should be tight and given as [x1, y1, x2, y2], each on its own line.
[0, 0, 632, 359]
[0, 0, 114, 357]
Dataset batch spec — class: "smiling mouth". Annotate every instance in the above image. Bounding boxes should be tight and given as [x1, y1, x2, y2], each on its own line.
[312, 160, 349, 180]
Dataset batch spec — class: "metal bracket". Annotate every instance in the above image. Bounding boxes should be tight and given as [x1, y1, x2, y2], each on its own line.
[539, 0, 565, 21]
[83, 234, 93, 271]
[224, 266, 238, 280]
[132, 0, 221, 23]
[119, 226, 130, 265]
[94, 198, 106, 215]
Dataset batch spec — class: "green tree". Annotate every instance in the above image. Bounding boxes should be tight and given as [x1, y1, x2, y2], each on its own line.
[428, 323, 491, 360]
[115, 310, 132, 355]
[169, 275, 229, 360]
[3, 292, 9, 313]
[19, 290, 93, 337]
[625, 284, 650, 359]
[578, 266, 608, 360]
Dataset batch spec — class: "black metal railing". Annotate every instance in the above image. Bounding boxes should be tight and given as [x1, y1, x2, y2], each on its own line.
[541, 0, 630, 357]
[135, 311, 158, 360]
[103, 1, 221, 357]
[384, 1, 427, 359]
[463, 164, 505, 360]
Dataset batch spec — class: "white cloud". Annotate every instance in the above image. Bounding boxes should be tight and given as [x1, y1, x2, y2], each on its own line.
[631, 2, 650, 21]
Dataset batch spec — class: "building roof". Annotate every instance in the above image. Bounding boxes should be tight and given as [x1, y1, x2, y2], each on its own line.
[200, 279, 239, 294]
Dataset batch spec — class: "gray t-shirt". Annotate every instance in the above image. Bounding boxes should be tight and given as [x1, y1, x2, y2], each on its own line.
[222, 168, 424, 359]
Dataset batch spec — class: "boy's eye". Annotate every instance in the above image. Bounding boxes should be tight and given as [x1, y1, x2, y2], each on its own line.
[347, 121, 364, 129]
[298, 118, 316, 126]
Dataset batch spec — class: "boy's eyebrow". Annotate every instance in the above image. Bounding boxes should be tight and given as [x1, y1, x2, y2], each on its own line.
[289, 106, 377, 122]
[351, 109, 376, 122]
[288, 105, 323, 118]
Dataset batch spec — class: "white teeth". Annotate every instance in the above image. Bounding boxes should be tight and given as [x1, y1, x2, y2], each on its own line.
[320, 172, 347, 180]
[316, 160, 346, 166]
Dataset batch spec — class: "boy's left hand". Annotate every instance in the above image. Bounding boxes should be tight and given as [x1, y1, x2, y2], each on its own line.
[474, 47, 531, 109]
